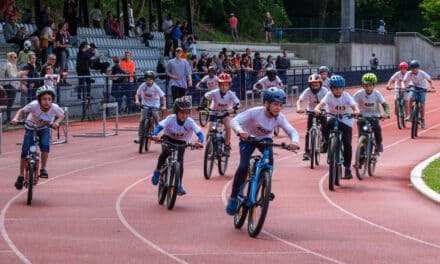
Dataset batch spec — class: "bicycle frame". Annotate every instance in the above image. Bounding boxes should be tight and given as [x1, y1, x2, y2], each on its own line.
[25, 129, 41, 187]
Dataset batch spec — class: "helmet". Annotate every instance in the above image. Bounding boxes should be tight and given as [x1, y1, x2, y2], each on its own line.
[218, 72, 232, 83]
[263, 87, 286, 104]
[329, 75, 346, 88]
[398, 62, 408, 70]
[24, 40, 31, 49]
[173, 97, 192, 113]
[409, 60, 420, 69]
[308, 73, 322, 83]
[319, 66, 330, 74]
[144, 70, 155, 79]
[36, 85, 56, 101]
[208, 66, 216, 73]
[266, 67, 277, 76]
[361, 73, 378, 85]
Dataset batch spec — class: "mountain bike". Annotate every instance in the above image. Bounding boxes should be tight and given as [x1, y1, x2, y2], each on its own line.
[203, 109, 230, 179]
[233, 136, 295, 238]
[354, 115, 382, 180]
[327, 113, 354, 191]
[407, 86, 435, 139]
[197, 89, 210, 127]
[305, 110, 326, 169]
[138, 106, 160, 153]
[156, 138, 200, 210]
[394, 88, 406, 129]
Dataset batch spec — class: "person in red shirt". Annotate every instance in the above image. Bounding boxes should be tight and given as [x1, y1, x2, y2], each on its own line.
[229, 13, 239, 42]
[120, 51, 136, 112]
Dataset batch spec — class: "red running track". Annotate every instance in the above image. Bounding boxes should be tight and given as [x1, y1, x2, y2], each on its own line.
[0, 84, 439, 264]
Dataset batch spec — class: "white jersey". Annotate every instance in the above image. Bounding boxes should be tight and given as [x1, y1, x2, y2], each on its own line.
[204, 89, 240, 116]
[257, 76, 283, 89]
[389, 71, 409, 89]
[353, 89, 385, 117]
[321, 91, 357, 127]
[23, 100, 64, 130]
[199, 75, 219, 90]
[299, 87, 329, 111]
[158, 114, 201, 142]
[403, 70, 431, 89]
[322, 78, 330, 89]
[231, 106, 299, 143]
[136, 82, 165, 108]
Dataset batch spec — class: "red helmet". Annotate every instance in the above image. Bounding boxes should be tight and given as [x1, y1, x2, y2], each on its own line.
[218, 73, 232, 83]
[398, 62, 408, 70]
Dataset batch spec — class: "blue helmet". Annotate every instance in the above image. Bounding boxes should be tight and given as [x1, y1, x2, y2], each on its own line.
[409, 60, 420, 69]
[329, 75, 346, 88]
[263, 87, 286, 104]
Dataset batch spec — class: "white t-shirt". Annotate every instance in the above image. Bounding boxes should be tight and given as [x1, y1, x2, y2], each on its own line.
[299, 87, 329, 111]
[321, 91, 357, 127]
[24, 100, 64, 130]
[44, 74, 59, 88]
[322, 78, 330, 89]
[136, 82, 165, 108]
[199, 75, 219, 90]
[353, 89, 385, 117]
[158, 114, 201, 142]
[257, 76, 283, 89]
[389, 71, 408, 89]
[204, 89, 240, 116]
[231, 106, 299, 143]
[403, 70, 431, 89]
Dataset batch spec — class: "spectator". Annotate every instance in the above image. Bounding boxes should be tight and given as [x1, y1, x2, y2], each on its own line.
[166, 47, 192, 101]
[263, 12, 274, 43]
[135, 19, 152, 47]
[217, 53, 226, 73]
[229, 13, 239, 42]
[378, 19, 386, 34]
[42, 64, 60, 89]
[38, 5, 52, 30]
[277, 49, 290, 83]
[110, 16, 124, 39]
[265, 55, 275, 69]
[103, 11, 113, 35]
[109, 56, 128, 112]
[22, 52, 40, 103]
[40, 20, 56, 64]
[3, 16, 27, 48]
[170, 21, 183, 57]
[190, 55, 200, 83]
[3, 0, 18, 22]
[29, 36, 43, 67]
[63, 0, 78, 36]
[240, 53, 253, 97]
[76, 42, 93, 100]
[55, 22, 71, 86]
[88, 43, 110, 73]
[90, 2, 102, 28]
[119, 51, 136, 111]
[180, 21, 190, 37]
[127, 3, 135, 31]
[17, 40, 32, 69]
[197, 52, 209, 73]
[162, 13, 173, 57]
[370, 53, 378, 70]
[185, 36, 197, 58]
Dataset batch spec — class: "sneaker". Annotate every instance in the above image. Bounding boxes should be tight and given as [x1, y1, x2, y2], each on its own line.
[344, 168, 353, 180]
[39, 168, 49, 179]
[377, 144, 384, 153]
[405, 116, 410, 122]
[223, 145, 231, 156]
[15, 175, 24, 190]
[151, 169, 160, 185]
[177, 185, 186, 196]
[302, 151, 310, 161]
[134, 137, 140, 144]
[226, 197, 238, 215]
[421, 119, 426, 129]
[320, 141, 328, 153]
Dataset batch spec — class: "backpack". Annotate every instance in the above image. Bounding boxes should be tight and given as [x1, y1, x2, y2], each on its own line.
[373, 57, 378, 66]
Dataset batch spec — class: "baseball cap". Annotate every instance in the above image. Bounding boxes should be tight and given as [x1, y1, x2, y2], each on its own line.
[175, 47, 183, 52]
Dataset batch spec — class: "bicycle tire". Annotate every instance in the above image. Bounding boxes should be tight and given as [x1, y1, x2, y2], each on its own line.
[315, 131, 321, 167]
[310, 129, 317, 169]
[234, 182, 250, 229]
[27, 163, 35, 205]
[355, 136, 368, 180]
[396, 100, 403, 130]
[328, 137, 337, 191]
[138, 119, 148, 153]
[199, 110, 209, 127]
[218, 137, 229, 175]
[157, 168, 167, 205]
[411, 104, 418, 139]
[203, 137, 215, 179]
[368, 142, 377, 176]
[247, 169, 271, 238]
[145, 119, 154, 151]
[166, 162, 180, 210]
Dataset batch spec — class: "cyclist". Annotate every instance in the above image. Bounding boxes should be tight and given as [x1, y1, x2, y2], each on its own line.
[386, 62, 410, 117]
[134, 71, 166, 144]
[195, 66, 220, 90]
[314, 75, 360, 180]
[353, 73, 390, 153]
[296, 73, 329, 160]
[150, 97, 204, 195]
[198, 72, 240, 156]
[11, 85, 65, 190]
[252, 67, 283, 92]
[319, 66, 331, 89]
[402, 60, 435, 129]
[226, 87, 300, 215]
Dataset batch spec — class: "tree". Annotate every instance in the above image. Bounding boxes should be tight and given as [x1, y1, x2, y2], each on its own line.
[420, 0, 440, 39]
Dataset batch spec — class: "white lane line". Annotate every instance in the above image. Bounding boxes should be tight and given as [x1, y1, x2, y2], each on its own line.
[173, 250, 306, 256]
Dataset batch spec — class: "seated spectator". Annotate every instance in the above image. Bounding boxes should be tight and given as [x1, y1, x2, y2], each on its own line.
[135, 19, 152, 47]
[3, 1, 18, 22]
[186, 36, 197, 58]
[17, 40, 32, 69]
[110, 16, 125, 39]
[197, 52, 209, 73]
[103, 11, 113, 35]
[42, 64, 60, 88]
[3, 16, 28, 47]
[88, 43, 110, 73]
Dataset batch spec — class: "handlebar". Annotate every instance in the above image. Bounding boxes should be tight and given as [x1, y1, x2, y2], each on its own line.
[13, 120, 54, 129]
[326, 113, 355, 119]
[405, 87, 436, 93]
[357, 115, 385, 121]
[304, 109, 326, 116]
[240, 135, 299, 152]
[154, 138, 203, 150]
[139, 105, 161, 111]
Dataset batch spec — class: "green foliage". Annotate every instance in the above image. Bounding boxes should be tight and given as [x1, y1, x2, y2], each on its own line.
[420, 0, 440, 40]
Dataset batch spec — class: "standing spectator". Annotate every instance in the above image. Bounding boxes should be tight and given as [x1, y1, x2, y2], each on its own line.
[186, 36, 197, 58]
[120, 51, 136, 112]
[197, 52, 209, 73]
[370, 53, 378, 70]
[55, 22, 71, 86]
[90, 2, 102, 28]
[277, 49, 290, 84]
[162, 14, 173, 57]
[240, 53, 253, 98]
[38, 5, 52, 30]
[63, 0, 78, 36]
[76, 42, 93, 99]
[166, 47, 192, 102]
[263, 12, 274, 43]
[170, 21, 183, 57]
[40, 20, 56, 64]
[265, 55, 275, 69]
[127, 3, 135, 31]
[216, 53, 226, 73]
[103, 11, 113, 35]
[229, 13, 239, 42]
[29, 36, 43, 67]
[378, 19, 386, 34]
[88, 43, 110, 73]
[22, 52, 40, 103]
[17, 40, 32, 69]
[109, 56, 127, 111]
[180, 21, 190, 37]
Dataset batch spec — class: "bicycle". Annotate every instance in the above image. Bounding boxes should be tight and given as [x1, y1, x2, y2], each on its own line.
[304, 110, 326, 169]
[138, 106, 161, 153]
[407, 86, 435, 139]
[326, 113, 354, 191]
[233, 136, 295, 238]
[354, 115, 383, 180]
[202, 109, 231, 180]
[156, 138, 200, 210]
[197, 89, 211, 127]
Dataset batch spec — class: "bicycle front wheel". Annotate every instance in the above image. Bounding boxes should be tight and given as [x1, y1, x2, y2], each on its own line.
[145, 119, 154, 151]
[411, 104, 419, 139]
[355, 136, 368, 180]
[199, 110, 209, 127]
[310, 129, 318, 169]
[27, 163, 35, 205]
[218, 140, 229, 176]
[234, 182, 250, 229]
[328, 138, 338, 191]
[396, 100, 404, 130]
[203, 137, 215, 179]
[247, 169, 271, 238]
[157, 169, 167, 205]
[368, 142, 377, 176]
[166, 162, 180, 210]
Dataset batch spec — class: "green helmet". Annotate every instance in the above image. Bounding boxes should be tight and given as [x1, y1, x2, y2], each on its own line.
[361, 73, 378, 85]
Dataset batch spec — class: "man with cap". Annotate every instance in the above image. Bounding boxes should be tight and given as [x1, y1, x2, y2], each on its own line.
[229, 13, 238, 42]
[166, 47, 192, 102]
[88, 43, 110, 73]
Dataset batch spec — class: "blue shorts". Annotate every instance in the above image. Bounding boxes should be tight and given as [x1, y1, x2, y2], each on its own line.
[410, 86, 427, 105]
[21, 127, 51, 159]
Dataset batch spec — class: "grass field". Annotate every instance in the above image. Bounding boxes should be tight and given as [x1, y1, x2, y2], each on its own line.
[422, 158, 440, 193]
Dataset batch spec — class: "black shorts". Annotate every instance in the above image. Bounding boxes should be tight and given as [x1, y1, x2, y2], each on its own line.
[209, 113, 229, 122]
[264, 27, 271, 32]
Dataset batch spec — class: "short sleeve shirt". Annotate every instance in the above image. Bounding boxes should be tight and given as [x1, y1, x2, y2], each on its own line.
[199, 75, 219, 90]
[321, 91, 357, 127]
[158, 114, 201, 142]
[403, 70, 431, 89]
[353, 89, 385, 117]
[299, 87, 329, 111]
[136, 82, 165, 108]
[204, 89, 240, 115]
[24, 101, 64, 130]
[389, 71, 408, 89]
[166, 58, 192, 89]
[257, 76, 283, 89]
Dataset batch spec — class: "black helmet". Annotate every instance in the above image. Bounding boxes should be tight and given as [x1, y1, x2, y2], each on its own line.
[409, 60, 420, 69]
[208, 66, 216, 73]
[173, 96, 192, 113]
[144, 70, 155, 79]
[319, 66, 330, 74]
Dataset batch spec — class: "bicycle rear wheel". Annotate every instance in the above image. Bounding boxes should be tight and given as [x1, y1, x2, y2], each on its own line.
[27, 163, 35, 205]
[328, 138, 337, 191]
[411, 104, 419, 139]
[396, 100, 403, 130]
[157, 169, 167, 205]
[355, 136, 368, 180]
[218, 139, 229, 176]
[247, 170, 271, 238]
[310, 129, 317, 169]
[368, 142, 377, 176]
[138, 119, 148, 153]
[166, 162, 180, 210]
[145, 120, 154, 151]
[199, 110, 209, 127]
[203, 137, 215, 179]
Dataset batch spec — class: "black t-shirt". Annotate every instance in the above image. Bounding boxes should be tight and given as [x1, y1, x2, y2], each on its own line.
[111, 64, 127, 83]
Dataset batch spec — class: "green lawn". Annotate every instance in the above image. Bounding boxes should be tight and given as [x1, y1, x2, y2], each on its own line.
[422, 158, 440, 193]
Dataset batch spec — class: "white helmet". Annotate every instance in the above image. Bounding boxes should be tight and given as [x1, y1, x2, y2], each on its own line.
[24, 40, 31, 49]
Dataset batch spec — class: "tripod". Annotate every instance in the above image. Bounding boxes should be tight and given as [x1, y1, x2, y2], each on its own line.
[80, 83, 95, 122]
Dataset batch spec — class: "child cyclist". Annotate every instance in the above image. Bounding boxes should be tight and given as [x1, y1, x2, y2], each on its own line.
[318, 66, 331, 89]
[198, 72, 240, 156]
[314, 75, 360, 180]
[195, 66, 220, 90]
[150, 97, 204, 195]
[296, 73, 329, 160]
[353, 73, 390, 153]
[402, 60, 435, 129]
[226, 87, 300, 215]
[12, 85, 65, 190]
[386, 62, 410, 117]
[252, 67, 283, 92]
[134, 71, 166, 143]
